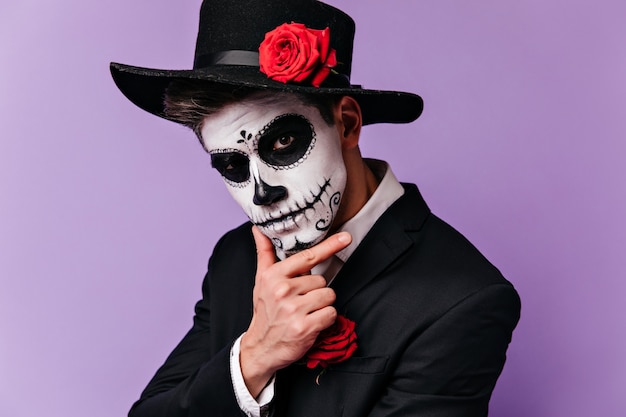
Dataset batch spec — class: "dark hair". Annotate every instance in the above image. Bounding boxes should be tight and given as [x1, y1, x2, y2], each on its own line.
[164, 79, 341, 140]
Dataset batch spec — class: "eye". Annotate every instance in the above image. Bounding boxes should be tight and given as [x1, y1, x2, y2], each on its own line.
[210, 151, 250, 183]
[273, 136, 296, 151]
[258, 114, 315, 168]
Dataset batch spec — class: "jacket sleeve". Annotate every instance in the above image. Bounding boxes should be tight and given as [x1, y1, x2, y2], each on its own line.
[128, 235, 247, 417]
[368, 283, 521, 417]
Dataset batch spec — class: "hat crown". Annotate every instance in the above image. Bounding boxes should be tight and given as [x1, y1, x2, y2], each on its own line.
[110, 0, 423, 126]
[193, 0, 355, 78]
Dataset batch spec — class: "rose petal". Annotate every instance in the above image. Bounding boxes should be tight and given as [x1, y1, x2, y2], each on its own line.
[317, 27, 331, 61]
[303, 314, 357, 368]
[259, 22, 337, 87]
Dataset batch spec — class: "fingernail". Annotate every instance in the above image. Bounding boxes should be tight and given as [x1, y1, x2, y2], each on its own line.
[337, 232, 351, 244]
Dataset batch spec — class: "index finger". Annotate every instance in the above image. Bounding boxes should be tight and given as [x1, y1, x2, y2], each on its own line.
[252, 225, 277, 273]
[280, 232, 352, 277]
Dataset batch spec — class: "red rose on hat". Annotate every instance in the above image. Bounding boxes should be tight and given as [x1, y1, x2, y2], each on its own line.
[305, 314, 357, 369]
[259, 22, 338, 87]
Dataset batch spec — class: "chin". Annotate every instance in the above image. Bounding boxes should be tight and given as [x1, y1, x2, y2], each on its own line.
[266, 227, 329, 257]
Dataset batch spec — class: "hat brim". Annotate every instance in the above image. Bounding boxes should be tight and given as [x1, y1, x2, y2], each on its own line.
[110, 62, 423, 126]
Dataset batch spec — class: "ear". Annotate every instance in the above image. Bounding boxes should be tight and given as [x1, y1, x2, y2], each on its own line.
[336, 96, 362, 150]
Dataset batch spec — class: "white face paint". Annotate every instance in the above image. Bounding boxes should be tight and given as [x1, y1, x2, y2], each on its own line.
[200, 94, 347, 258]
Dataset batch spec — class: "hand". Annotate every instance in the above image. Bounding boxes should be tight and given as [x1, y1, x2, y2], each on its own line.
[240, 226, 352, 397]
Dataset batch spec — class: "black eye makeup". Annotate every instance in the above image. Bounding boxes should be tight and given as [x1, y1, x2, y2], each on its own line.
[210, 150, 250, 184]
[257, 114, 316, 168]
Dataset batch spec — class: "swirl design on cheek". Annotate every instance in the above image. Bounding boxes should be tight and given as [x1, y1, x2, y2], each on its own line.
[315, 191, 342, 231]
[271, 237, 283, 250]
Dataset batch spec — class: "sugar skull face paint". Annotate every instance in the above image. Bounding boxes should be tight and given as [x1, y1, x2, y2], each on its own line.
[200, 95, 347, 257]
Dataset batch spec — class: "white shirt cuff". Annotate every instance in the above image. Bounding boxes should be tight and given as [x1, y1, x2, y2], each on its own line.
[230, 334, 275, 417]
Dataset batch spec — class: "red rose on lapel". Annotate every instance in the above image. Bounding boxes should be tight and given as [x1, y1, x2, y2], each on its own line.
[305, 315, 357, 369]
[259, 22, 337, 87]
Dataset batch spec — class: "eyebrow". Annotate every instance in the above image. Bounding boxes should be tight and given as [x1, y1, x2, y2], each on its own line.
[206, 134, 252, 155]
[207, 113, 312, 154]
[208, 147, 248, 163]
[257, 113, 312, 141]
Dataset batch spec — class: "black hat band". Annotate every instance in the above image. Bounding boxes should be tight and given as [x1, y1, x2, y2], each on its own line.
[194, 50, 351, 87]
[195, 50, 261, 67]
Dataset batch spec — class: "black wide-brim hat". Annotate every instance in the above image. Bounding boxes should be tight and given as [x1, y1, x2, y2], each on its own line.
[110, 0, 423, 126]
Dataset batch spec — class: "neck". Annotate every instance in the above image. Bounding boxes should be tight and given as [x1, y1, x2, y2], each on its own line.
[331, 152, 380, 232]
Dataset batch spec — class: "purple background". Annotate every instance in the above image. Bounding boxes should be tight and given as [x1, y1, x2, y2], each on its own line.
[2, 1, 625, 416]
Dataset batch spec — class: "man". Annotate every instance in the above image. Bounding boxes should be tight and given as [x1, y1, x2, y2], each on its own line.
[111, 1, 520, 416]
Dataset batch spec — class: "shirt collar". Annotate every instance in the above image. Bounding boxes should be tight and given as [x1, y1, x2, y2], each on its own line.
[333, 159, 404, 263]
[310, 159, 404, 279]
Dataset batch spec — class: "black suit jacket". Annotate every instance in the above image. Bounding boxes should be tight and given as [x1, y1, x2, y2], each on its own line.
[129, 184, 521, 417]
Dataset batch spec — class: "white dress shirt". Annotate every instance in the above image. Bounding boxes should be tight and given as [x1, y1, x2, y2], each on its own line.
[229, 159, 405, 417]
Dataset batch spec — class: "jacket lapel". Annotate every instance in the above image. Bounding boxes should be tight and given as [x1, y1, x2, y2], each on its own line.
[272, 184, 431, 416]
[330, 183, 430, 311]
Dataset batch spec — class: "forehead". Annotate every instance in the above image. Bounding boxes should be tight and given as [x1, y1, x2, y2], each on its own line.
[200, 94, 324, 151]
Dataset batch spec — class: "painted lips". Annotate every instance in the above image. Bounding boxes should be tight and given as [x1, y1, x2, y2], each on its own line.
[254, 178, 331, 231]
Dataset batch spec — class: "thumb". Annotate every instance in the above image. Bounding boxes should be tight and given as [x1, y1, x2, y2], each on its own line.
[251, 226, 276, 272]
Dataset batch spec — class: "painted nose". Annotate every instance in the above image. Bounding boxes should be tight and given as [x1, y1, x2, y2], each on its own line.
[253, 178, 287, 206]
